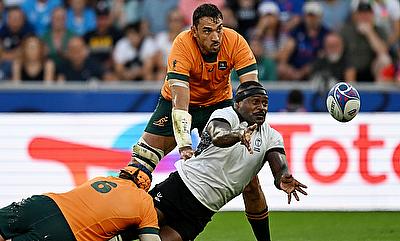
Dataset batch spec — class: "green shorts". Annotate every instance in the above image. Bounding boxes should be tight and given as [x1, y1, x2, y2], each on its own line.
[145, 96, 233, 136]
[0, 195, 76, 241]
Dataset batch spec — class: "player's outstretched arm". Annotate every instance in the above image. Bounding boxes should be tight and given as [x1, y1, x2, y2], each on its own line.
[266, 151, 307, 204]
[207, 119, 257, 152]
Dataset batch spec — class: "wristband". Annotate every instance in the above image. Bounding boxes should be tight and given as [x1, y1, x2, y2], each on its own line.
[172, 108, 192, 148]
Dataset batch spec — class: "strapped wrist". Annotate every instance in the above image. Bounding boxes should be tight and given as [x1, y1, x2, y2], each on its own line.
[172, 108, 192, 148]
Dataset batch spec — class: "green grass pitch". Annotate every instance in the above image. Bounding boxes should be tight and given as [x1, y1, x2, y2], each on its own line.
[196, 211, 400, 241]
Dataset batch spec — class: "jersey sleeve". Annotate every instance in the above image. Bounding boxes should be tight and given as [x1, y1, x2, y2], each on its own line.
[207, 107, 239, 129]
[233, 33, 258, 77]
[166, 35, 192, 82]
[138, 193, 159, 235]
[266, 126, 285, 151]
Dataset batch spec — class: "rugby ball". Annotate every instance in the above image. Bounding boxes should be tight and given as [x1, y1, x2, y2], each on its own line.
[326, 82, 360, 122]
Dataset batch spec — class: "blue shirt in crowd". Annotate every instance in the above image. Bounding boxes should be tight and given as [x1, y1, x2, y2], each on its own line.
[21, 0, 62, 36]
[66, 7, 96, 36]
[288, 22, 330, 69]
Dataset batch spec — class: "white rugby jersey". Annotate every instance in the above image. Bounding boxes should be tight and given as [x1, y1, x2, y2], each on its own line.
[175, 106, 284, 212]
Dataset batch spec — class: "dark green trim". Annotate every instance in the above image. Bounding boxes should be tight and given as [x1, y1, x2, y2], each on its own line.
[202, 52, 218, 63]
[138, 227, 160, 235]
[167, 72, 189, 81]
[236, 63, 258, 77]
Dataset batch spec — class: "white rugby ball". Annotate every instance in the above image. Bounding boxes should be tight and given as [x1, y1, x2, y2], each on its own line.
[326, 82, 360, 122]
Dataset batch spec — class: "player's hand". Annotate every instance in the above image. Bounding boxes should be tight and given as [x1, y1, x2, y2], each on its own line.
[239, 123, 257, 154]
[179, 146, 194, 160]
[279, 173, 308, 204]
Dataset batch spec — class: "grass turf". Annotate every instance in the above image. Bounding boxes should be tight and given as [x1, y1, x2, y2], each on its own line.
[196, 211, 400, 241]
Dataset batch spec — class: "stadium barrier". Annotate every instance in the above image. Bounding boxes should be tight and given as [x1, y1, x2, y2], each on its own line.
[0, 81, 399, 112]
[0, 113, 399, 211]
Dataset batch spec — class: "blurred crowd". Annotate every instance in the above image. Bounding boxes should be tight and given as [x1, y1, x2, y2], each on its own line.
[0, 0, 399, 83]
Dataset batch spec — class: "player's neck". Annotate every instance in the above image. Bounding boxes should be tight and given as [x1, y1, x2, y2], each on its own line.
[194, 38, 218, 62]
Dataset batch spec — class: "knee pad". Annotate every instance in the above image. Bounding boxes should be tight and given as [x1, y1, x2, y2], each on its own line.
[131, 138, 164, 172]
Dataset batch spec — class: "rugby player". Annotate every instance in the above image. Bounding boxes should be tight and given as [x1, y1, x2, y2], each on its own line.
[130, 4, 272, 240]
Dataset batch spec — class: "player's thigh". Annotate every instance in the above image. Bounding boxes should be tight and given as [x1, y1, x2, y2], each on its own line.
[149, 172, 215, 240]
[159, 225, 183, 241]
[0, 195, 75, 241]
[144, 97, 174, 138]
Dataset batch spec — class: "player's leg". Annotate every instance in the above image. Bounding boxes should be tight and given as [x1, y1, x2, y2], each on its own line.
[131, 97, 177, 171]
[159, 225, 183, 241]
[149, 172, 215, 241]
[0, 195, 75, 241]
[243, 175, 271, 241]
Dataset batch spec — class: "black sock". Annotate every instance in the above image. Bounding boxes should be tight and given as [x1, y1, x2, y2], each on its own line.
[246, 208, 271, 241]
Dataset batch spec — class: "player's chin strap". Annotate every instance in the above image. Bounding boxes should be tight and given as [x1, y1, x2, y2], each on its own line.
[131, 137, 165, 172]
[172, 108, 192, 149]
[235, 86, 268, 102]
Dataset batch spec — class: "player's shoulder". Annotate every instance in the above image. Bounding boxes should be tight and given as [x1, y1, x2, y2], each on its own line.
[212, 106, 236, 116]
[210, 106, 239, 126]
[222, 27, 240, 37]
[174, 29, 194, 44]
[222, 27, 245, 44]
[261, 121, 283, 140]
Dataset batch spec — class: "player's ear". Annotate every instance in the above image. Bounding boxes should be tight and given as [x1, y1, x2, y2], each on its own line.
[191, 25, 198, 38]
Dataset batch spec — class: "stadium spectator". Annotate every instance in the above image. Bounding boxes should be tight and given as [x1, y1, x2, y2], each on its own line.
[278, 1, 329, 81]
[127, 4, 274, 241]
[41, 7, 75, 67]
[0, 164, 161, 241]
[84, 1, 122, 73]
[281, 89, 307, 112]
[311, 32, 356, 83]
[252, 1, 287, 62]
[12, 35, 55, 83]
[113, 22, 157, 81]
[220, 5, 238, 30]
[0, 0, 6, 29]
[66, 0, 96, 35]
[227, 0, 259, 39]
[232, 37, 278, 81]
[0, 6, 34, 61]
[355, 0, 400, 49]
[154, 8, 185, 80]
[118, 0, 143, 27]
[320, 0, 351, 31]
[266, 0, 305, 32]
[340, 0, 391, 82]
[92, 0, 125, 29]
[179, 0, 225, 26]
[0, 44, 11, 81]
[118, 81, 307, 241]
[21, 0, 62, 36]
[142, 0, 178, 34]
[57, 36, 104, 81]
[2, 0, 23, 7]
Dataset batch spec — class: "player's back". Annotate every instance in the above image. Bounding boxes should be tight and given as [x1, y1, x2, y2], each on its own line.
[161, 27, 257, 106]
[46, 176, 158, 241]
